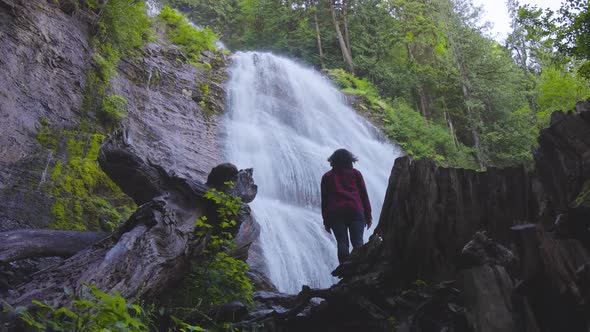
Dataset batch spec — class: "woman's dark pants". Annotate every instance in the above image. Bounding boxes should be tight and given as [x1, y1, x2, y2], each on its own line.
[330, 219, 364, 263]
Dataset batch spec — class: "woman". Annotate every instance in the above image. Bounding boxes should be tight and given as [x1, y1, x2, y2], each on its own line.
[321, 148, 372, 263]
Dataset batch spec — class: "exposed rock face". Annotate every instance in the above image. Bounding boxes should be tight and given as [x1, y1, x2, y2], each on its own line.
[0, 0, 228, 233]
[0, 0, 92, 230]
[459, 232, 522, 332]
[535, 110, 590, 214]
[0, 0, 91, 163]
[111, 42, 228, 183]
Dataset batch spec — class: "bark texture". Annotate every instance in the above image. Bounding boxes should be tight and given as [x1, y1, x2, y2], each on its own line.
[0, 230, 109, 264]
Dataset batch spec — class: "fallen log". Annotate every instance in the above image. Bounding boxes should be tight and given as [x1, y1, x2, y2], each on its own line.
[2, 128, 258, 310]
[0, 229, 109, 263]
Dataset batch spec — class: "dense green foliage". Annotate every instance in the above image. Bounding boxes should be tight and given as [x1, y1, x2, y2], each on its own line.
[166, 0, 590, 169]
[9, 284, 206, 331]
[157, 6, 218, 65]
[328, 69, 477, 167]
[12, 284, 150, 331]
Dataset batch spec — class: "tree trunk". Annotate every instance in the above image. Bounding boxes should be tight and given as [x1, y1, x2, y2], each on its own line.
[312, 0, 325, 69]
[405, 44, 430, 121]
[329, 0, 354, 73]
[0, 230, 109, 264]
[440, 3, 484, 168]
[342, 0, 352, 58]
[444, 110, 460, 149]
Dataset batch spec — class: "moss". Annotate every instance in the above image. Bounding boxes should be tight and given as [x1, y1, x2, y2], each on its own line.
[38, 127, 135, 231]
[199, 84, 210, 97]
[79, 0, 150, 128]
[99, 94, 128, 125]
[37, 124, 60, 151]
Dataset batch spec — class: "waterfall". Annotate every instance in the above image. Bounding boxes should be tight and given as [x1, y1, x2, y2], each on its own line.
[224, 52, 402, 294]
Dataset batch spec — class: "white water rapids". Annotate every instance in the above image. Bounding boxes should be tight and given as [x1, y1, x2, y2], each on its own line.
[224, 52, 402, 293]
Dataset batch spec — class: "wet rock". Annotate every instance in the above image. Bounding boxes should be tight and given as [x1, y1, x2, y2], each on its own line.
[112, 40, 228, 184]
[458, 232, 521, 331]
[461, 231, 517, 272]
[0, 0, 231, 232]
[246, 271, 278, 292]
[534, 101, 590, 215]
[207, 163, 238, 187]
[460, 265, 516, 332]
[207, 163, 258, 203]
[215, 301, 248, 323]
[512, 223, 590, 331]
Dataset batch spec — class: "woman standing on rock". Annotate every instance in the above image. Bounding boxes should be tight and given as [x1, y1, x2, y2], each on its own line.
[321, 148, 372, 263]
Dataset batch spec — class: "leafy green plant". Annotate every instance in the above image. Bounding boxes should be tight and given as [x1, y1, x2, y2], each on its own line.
[12, 284, 149, 332]
[99, 94, 128, 125]
[169, 184, 253, 323]
[158, 6, 218, 65]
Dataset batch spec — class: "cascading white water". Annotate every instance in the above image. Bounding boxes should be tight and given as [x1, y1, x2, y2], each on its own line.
[224, 52, 402, 294]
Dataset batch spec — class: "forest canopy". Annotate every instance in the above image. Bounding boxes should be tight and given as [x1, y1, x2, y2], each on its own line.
[162, 0, 590, 169]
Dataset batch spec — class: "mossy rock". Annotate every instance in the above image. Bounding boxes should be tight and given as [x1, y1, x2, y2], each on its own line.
[37, 126, 135, 231]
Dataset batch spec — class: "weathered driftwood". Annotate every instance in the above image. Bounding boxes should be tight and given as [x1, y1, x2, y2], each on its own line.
[2, 129, 257, 309]
[0, 230, 109, 263]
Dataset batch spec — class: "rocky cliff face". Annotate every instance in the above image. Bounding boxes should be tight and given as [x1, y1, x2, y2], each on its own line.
[0, 0, 227, 232]
[0, 0, 93, 231]
[111, 44, 227, 183]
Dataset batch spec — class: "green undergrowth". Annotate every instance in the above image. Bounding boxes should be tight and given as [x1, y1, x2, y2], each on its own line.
[328, 69, 478, 169]
[8, 284, 150, 332]
[157, 6, 218, 66]
[37, 123, 135, 231]
[166, 184, 253, 325]
[7, 283, 242, 331]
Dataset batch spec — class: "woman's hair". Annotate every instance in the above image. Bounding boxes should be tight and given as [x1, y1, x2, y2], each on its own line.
[328, 149, 358, 169]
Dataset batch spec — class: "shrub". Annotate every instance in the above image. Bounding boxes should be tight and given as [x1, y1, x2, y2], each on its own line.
[158, 6, 218, 65]
[12, 284, 149, 332]
[99, 95, 128, 125]
[168, 185, 253, 323]
[327, 69, 477, 169]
